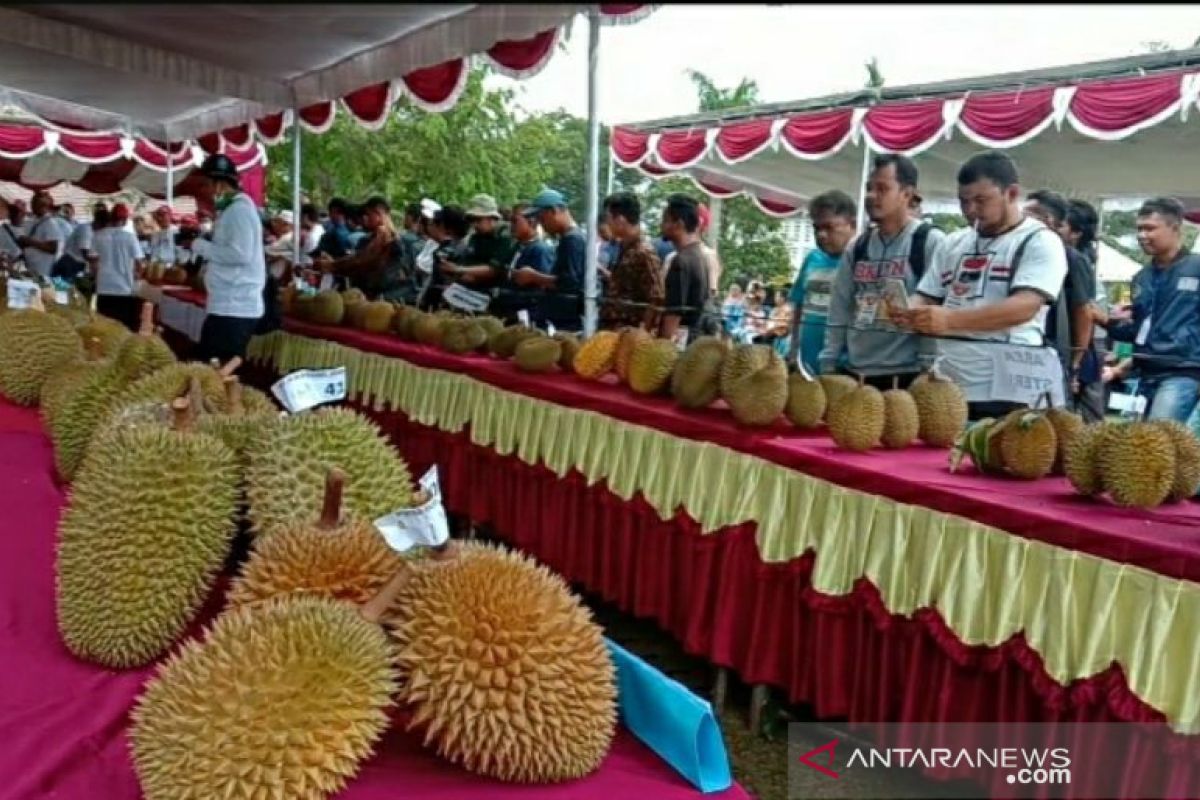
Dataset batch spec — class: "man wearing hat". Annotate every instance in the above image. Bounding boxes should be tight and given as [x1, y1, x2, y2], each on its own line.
[187, 153, 267, 363]
[438, 193, 514, 293]
[512, 188, 586, 331]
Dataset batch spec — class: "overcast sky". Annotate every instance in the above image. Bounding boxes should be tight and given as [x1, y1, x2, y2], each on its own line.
[490, 4, 1200, 124]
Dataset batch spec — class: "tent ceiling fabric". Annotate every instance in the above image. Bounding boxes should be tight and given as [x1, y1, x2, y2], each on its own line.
[613, 51, 1200, 216]
[0, 4, 654, 141]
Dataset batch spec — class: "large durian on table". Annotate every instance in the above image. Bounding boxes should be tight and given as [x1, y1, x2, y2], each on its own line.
[75, 313, 131, 357]
[195, 376, 279, 474]
[1098, 420, 1178, 508]
[1150, 419, 1200, 502]
[996, 407, 1058, 480]
[227, 469, 404, 609]
[513, 335, 562, 373]
[817, 375, 858, 417]
[880, 379, 919, 449]
[245, 407, 415, 537]
[628, 338, 679, 394]
[130, 583, 404, 800]
[827, 378, 885, 452]
[614, 327, 652, 384]
[391, 541, 617, 783]
[784, 372, 826, 429]
[0, 308, 83, 405]
[573, 330, 621, 380]
[555, 332, 582, 372]
[111, 304, 175, 383]
[488, 324, 540, 359]
[1063, 422, 1115, 496]
[671, 335, 728, 409]
[719, 344, 788, 426]
[441, 318, 490, 355]
[909, 368, 968, 447]
[1046, 407, 1085, 475]
[39, 337, 108, 430]
[56, 397, 239, 668]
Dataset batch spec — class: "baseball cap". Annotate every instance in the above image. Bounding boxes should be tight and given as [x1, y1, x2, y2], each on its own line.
[522, 188, 567, 217]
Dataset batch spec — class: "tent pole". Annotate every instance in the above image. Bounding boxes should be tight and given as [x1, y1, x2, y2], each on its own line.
[292, 110, 302, 267]
[708, 195, 723, 254]
[855, 141, 872, 232]
[165, 147, 175, 264]
[605, 125, 615, 198]
[582, 7, 602, 338]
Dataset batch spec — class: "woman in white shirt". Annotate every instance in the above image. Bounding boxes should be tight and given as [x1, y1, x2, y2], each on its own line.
[89, 206, 145, 331]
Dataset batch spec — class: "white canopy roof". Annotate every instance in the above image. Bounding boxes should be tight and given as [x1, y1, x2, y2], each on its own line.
[0, 4, 587, 141]
[1095, 241, 1144, 283]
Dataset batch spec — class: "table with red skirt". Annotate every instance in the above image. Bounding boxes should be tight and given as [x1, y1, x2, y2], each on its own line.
[162, 288, 1200, 796]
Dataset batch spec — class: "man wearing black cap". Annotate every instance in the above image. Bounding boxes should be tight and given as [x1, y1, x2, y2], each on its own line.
[188, 154, 266, 364]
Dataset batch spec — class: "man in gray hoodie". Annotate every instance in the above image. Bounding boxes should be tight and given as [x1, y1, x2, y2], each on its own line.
[818, 154, 945, 389]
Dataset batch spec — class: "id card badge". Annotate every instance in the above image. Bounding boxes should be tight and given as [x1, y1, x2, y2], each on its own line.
[1135, 315, 1152, 346]
[854, 295, 879, 327]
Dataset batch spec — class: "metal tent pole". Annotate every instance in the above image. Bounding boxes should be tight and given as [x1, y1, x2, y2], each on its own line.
[855, 141, 872, 232]
[292, 111, 303, 267]
[707, 195, 724, 253]
[605, 125, 615, 199]
[165, 146, 175, 264]
[582, 8, 602, 337]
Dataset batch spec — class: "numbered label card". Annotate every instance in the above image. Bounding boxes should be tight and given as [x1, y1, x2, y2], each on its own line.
[270, 366, 347, 414]
[1108, 392, 1147, 416]
[374, 483, 450, 553]
[6, 279, 40, 310]
[546, 321, 557, 337]
[443, 283, 492, 313]
[517, 309, 531, 328]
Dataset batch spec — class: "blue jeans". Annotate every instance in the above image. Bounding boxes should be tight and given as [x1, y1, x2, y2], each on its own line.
[1143, 375, 1200, 424]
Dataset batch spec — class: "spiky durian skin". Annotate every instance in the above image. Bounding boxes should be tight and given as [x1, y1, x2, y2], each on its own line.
[130, 596, 398, 800]
[827, 384, 885, 451]
[1099, 421, 1176, 508]
[51, 368, 124, 482]
[910, 374, 969, 447]
[881, 388, 919, 449]
[554, 333, 581, 372]
[785, 374, 827, 429]
[227, 518, 405, 609]
[817, 375, 858, 416]
[614, 327, 652, 384]
[76, 315, 131, 356]
[628, 339, 679, 395]
[0, 309, 83, 405]
[1064, 422, 1113, 496]
[40, 360, 107, 430]
[1147, 419, 1200, 502]
[56, 426, 239, 668]
[719, 345, 788, 426]
[112, 333, 176, 384]
[514, 336, 563, 373]
[245, 408, 415, 537]
[1046, 408, 1085, 475]
[391, 542, 617, 784]
[671, 336, 729, 409]
[573, 331, 620, 379]
[997, 410, 1058, 480]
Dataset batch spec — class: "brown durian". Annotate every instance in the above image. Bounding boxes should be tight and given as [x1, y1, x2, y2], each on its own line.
[997, 408, 1058, 480]
[361, 301, 396, 334]
[514, 336, 563, 373]
[628, 338, 679, 395]
[785, 371, 827, 429]
[554, 332, 582, 372]
[827, 378, 885, 451]
[1098, 421, 1176, 508]
[719, 344, 788, 426]
[910, 369, 968, 447]
[881, 378, 919, 449]
[1064, 422, 1115, 496]
[817, 374, 858, 418]
[614, 327, 652, 384]
[1149, 419, 1200, 502]
[671, 336, 729, 409]
[1046, 407, 1086, 475]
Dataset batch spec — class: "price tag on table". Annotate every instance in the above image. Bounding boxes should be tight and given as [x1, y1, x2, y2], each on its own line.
[517, 309, 531, 328]
[270, 366, 347, 414]
[1108, 391, 1147, 416]
[374, 466, 450, 553]
[443, 282, 492, 313]
[6, 279, 40, 310]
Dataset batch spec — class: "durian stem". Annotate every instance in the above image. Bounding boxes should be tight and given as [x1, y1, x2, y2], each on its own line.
[223, 376, 244, 415]
[319, 469, 346, 529]
[218, 356, 243, 378]
[170, 397, 194, 431]
[359, 567, 413, 625]
[138, 302, 154, 336]
[84, 336, 103, 360]
[185, 376, 204, 416]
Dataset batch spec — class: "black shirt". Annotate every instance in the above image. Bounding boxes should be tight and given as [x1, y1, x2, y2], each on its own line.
[535, 226, 586, 329]
[664, 241, 710, 328]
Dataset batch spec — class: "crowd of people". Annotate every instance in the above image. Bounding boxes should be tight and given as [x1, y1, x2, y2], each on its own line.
[3, 146, 1197, 432]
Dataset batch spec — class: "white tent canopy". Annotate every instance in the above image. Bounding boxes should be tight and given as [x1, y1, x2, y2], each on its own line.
[0, 4, 588, 141]
[1095, 241, 1144, 283]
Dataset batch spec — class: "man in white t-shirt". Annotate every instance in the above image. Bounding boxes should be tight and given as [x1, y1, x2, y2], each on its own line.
[17, 191, 68, 279]
[146, 205, 179, 264]
[90, 205, 145, 331]
[894, 151, 1067, 420]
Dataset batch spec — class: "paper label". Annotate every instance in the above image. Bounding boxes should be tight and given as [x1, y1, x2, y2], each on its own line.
[672, 326, 689, 352]
[1135, 316, 1152, 346]
[443, 282, 492, 313]
[1108, 391, 1147, 416]
[517, 309, 531, 328]
[54, 289, 69, 306]
[6, 279, 40, 310]
[270, 367, 347, 414]
[546, 321, 557, 337]
[988, 345, 1065, 407]
[374, 466, 451, 553]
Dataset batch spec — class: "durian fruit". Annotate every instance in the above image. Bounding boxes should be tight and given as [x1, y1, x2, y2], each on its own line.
[671, 336, 729, 409]
[51, 366, 125, 482]
[130, 585, 403, 800]
[343, 289, 370, 330]
[293, 292, 316, 322]
[0, 308, 82, 405]
[554, 332, 582, 372]
[414, 313, 449, 348]
[1064, 422, 1115, 496]
[514, 336, 562, 373]
[996, 408, 1058, 480]
[719, 344, 788, 426]
[1046, 407, 1086, 475]
[391, 304, 418, 339]
[614, 327, 652, 385]
[1098, 421, 1176, 508]
[488, 324, 540, 359]
[391, 542, 617, 783]
[950, 417, 1006, 476]
[228, 469, 404, 610]
[628, 338, 679, 395]
[880, 378, 919, 449]
[310, 289, 345, 326]
[817, 375, 858, 418]
[442, 319, 489, 355]
[910, 369, 968, 447]
[56, 396, 239, 668]
[1148, 419, 1200, 502]
[196, 376, 278, 475]
[102, 362, 273, 438]
[76, 313, 131, 356]
[39, 337, 107, 428]
[111, 304, 176, 384]
[827, 378, 885, 452]
[245, 407, 415, 537]
[475, 315, 505, 341]
[785, 372, 826, 429]
[573, 330, 621, 380]
[361, 301, 395, 334]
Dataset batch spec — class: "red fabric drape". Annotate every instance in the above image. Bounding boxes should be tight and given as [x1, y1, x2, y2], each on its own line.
[402, 59, 467, 108]
[754, 197, 799, 215]
[486, 29, 559, 74]
[863, 97, 948, 152]
[960, 86, 1056, 143]
[695, 179, 740, 198]
[254, 112, 287, 144]
[611, 126, 651, 165]
[1070, 72, 1183, 133]
[197, 132, 221, 155]
[714, 119, 773, 162]
[654, 130, 710, 168]
[57, 133, 124, 161]
[343, 82, 392, 126]
[779, 108, 854, 155]
[220, 124, 252, 149]
[298, 102, 336, 131]
[0, 126, 45, 157]
[131, 140, 191, 170]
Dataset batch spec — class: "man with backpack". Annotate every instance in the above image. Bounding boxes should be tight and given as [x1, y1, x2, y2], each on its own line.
[819, 154, 946, 389]
[897, 151, 1067, 421]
